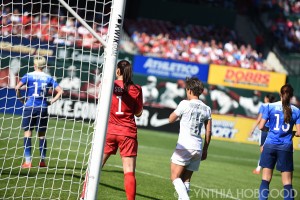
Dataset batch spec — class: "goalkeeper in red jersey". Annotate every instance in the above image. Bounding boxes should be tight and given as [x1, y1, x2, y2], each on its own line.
[103, 60, 143, 200]
[80, 60, 143, 200]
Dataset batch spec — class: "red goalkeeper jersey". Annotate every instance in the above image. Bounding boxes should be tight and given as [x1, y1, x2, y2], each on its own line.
[107, 80, 143, 138]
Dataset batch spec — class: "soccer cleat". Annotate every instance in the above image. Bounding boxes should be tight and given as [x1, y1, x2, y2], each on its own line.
[22, 162, 32, 169]
[39, 161, 47, 168]
[252, 169, 260, 175]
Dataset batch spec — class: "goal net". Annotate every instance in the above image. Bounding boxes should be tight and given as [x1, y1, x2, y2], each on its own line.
[0, 0, 126, 199]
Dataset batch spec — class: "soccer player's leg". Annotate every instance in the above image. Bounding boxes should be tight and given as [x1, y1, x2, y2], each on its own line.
[277, 150, 294, 200]
[171, 149, 194, 200]
[21, 108, 35, 168]
[259, 147, 276, 200]
[36, 107, 49, 167]
[119, 136, 137, 200]
[181, 150, 201, 195]
[254, 131, 268, 174]
[181, 170, 193, 195]
[103, 134, 118, 167]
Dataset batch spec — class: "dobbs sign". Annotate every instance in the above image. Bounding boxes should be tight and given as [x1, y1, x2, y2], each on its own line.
[208, 64, 286, 92]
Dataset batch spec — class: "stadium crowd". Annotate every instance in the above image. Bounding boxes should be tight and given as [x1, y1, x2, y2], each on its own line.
[0, 6, 107, 49]
[1, 1, 300, 67]
[1, 5, 271, 71]
[258, 0, 300, 52]
[124, 18, 268, 71]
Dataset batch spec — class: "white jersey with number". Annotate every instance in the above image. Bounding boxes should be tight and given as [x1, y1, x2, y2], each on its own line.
[174, 99, 211, 150]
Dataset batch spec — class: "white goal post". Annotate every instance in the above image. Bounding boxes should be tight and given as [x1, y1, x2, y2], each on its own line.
[0, 0, 126, 199]
[57, 0, 127, 199]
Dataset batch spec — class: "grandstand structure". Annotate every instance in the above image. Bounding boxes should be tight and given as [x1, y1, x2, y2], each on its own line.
[122, 0, 300, 96]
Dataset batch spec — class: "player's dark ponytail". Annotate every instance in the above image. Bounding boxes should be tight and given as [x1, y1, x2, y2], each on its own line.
[280, 84, 294, 123]
[117, 60, 135, 92]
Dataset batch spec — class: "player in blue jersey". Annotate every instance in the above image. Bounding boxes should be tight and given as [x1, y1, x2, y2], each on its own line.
[250, 93, 276, 175]
[258, 84, 300, 200]
[15, 56, 63, 168]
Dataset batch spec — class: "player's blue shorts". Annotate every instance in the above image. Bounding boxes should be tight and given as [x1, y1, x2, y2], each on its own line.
[259, 131, 268, 146]
[22, 107, 48, 132]
[259, 147, 294, 172]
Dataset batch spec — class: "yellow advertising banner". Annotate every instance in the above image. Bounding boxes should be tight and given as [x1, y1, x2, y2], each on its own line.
[208, 64, 286, 92]
[202, 114, 300, 150]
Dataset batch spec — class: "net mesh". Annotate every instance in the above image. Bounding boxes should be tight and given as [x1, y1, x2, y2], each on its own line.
[0, 0, 111, 199]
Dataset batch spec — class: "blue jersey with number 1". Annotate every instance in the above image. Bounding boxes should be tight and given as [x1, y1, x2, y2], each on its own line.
[21, 71, 58, 107]
[262, 101, 300, 151]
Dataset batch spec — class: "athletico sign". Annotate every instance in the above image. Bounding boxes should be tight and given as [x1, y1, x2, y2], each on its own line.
[208, 64, 286, 92]
[133, 55, 209, 82]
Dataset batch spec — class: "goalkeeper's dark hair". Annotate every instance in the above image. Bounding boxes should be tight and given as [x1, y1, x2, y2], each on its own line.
[185, 77, 204, 97]
[280, 83, 294, 123]
[117, 60, 138, 92]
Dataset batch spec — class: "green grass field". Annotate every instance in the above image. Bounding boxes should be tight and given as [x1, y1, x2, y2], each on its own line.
[0, 114, 299, 200]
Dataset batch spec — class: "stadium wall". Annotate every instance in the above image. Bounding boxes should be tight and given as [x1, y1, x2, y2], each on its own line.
[1, 90, 300, 150]
[1, 37, 299, 149]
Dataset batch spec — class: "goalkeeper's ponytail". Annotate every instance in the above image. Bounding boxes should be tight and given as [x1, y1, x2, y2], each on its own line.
[117, 60, 134, 93]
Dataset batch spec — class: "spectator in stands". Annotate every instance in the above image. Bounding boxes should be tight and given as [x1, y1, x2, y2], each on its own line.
[158, 79, 186, 109]
[59, 65, 81, 96]
[141, 75, 159, 106]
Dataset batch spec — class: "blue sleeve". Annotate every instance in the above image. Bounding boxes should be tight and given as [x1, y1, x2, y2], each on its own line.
[261, 104, 269, 120]
[20, 74, 28, 84]
[258, 104, 264, 114]
[50, 77, 59, 89]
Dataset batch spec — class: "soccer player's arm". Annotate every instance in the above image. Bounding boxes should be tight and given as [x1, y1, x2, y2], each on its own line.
[49, 79, 64, 105]
[202, 114, 212, 161]
[258, 105, 268, 132]
[169, 101, 182, 123]
[169, 112, 179, 123]
[15, 75, 27, 104]
[249, 112, 263, 137]
[134, 86, 143, 117]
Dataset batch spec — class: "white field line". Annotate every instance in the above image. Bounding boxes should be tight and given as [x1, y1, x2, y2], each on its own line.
[106, 164, 240, 200]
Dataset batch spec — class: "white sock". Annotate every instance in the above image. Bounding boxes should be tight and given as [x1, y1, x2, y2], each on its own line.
[184, 182, 190, 194]
[173, 178, 190, 200]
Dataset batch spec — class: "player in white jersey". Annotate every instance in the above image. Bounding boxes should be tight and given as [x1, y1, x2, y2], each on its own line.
[169, 77, 212, 200]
